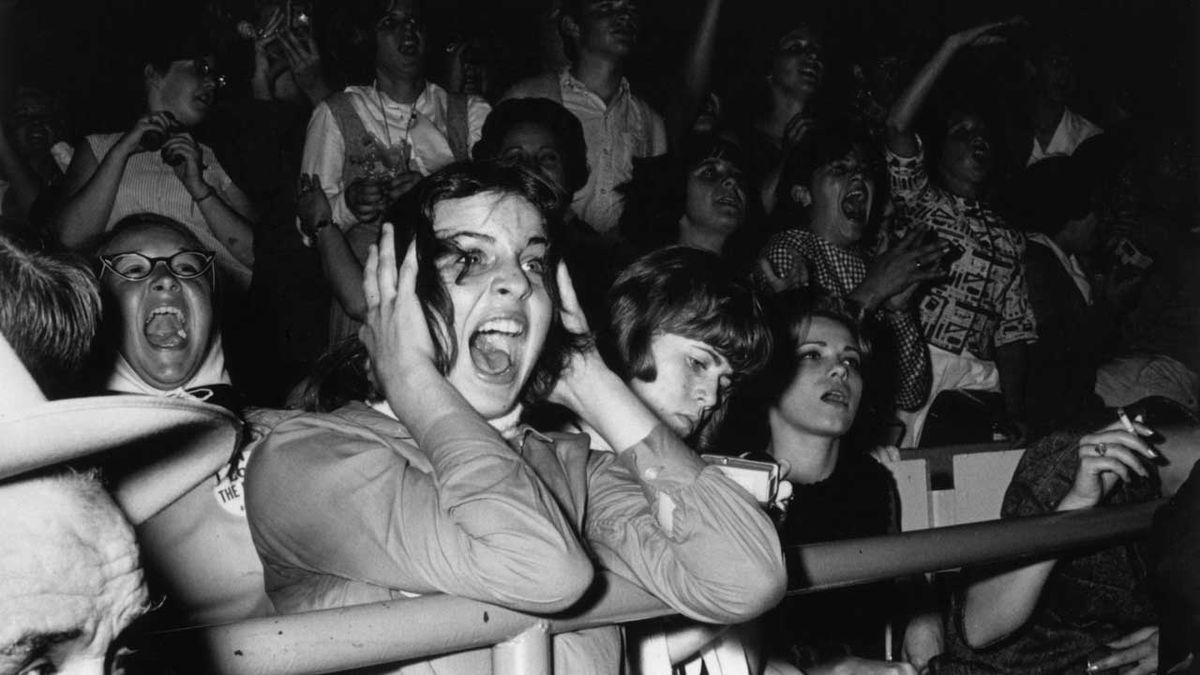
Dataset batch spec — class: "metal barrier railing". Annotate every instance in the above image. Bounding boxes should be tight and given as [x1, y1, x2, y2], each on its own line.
[155, 500, 1162, 675]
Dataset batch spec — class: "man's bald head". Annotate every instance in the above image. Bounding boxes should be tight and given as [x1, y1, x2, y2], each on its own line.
[0, 472, 148, 675]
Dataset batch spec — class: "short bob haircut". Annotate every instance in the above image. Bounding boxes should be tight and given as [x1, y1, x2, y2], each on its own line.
[473, 98, 590, 196]
[0, 227, 102, 399]
[774, 123, 883, 231]
[604, 246, 772, 385]
[617, 134, 761, 260]
[304, 161, 587, 413]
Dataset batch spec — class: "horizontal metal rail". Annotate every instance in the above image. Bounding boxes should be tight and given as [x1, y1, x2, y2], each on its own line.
[156, 500, 1162, 675]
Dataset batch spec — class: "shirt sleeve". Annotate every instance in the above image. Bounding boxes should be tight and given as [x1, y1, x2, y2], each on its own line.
[300, 101, 355, 229]
[886, 134, 930, 208]
[583, 425, 786, 624]
[881, 308, 933, 411]
[995, 233, 1039, 347]
[246, 410, 593, 614]
[755, 230, 802, 291]
[646, 106, 668, 157]
[466, 95, 492, 157]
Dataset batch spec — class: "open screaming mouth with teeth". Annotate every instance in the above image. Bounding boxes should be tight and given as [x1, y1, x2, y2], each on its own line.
[820, 389, 849, 406]
[840, 187, 868, 222]
[144, 306, 189, 349]
[468, 317, 526, 383]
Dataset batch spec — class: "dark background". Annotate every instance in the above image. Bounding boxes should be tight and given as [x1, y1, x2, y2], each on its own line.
[5, 0, 1197, 137]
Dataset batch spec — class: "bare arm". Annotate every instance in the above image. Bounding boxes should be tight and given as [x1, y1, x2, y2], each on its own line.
[52, 113, 175, 249]
[666, 0, 723, 145]
[161, 134, 256, 267]
[962, 422, 1157, 646]
[886, 20, 1016, 157]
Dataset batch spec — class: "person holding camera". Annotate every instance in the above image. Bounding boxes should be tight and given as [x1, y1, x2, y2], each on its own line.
[885, 18, 1038, 447]
[50, 26, 256, 293]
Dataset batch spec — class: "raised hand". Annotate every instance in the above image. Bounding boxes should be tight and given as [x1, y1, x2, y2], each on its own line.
[297, 173, 333, 245]
[359, 223, 439, 392]
[1059, 419, 1158, 511]
[159, 134, 208, 195]
[947, 16, 1025, 50]
[547, 261, 600, 408]
[120, 111, 177, 154]
[857, 229, 948, 310]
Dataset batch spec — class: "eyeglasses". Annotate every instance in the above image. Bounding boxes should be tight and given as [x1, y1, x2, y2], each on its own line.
[100, 251, 215, 281]
[189, 59, 227, 88]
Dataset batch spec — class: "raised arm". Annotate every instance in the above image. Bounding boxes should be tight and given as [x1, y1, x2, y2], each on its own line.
[51, 113, 174, 249]
[549, 264, 786, 624]
[886, 19, 1017, 157]
[298, 173, 366, 320]
[665, 0, 723, 145]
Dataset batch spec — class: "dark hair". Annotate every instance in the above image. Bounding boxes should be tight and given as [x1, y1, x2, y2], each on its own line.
[96, 213, 209, 256]
[303, 161, 587, 412]
[604, 246, 772, 384]
[324, 0, 426, 84]
[1002, 156, 1092, 236]
[618, 134, 761, 261]
[774, 123, 882, 229]
[473, 98, 590, 195]
[0, 227, 102, 398]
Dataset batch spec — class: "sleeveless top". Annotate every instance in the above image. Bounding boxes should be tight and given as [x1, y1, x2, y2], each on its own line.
[86, 133, 252, 291]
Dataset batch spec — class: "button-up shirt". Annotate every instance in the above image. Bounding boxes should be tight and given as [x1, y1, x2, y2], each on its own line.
[508, 70, 667, 235]
[887, 138, 1037, 359]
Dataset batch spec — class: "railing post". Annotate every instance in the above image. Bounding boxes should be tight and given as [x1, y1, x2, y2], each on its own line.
[492, 620, 551, 675]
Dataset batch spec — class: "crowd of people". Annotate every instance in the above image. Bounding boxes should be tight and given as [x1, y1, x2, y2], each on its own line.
[1, 0, 1199, 673]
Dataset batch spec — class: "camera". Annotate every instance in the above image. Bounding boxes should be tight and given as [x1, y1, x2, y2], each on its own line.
[701, 455, 784, 507]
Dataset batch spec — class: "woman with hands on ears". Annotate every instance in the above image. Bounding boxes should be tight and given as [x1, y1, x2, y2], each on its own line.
[51, 28, 256, 291]
[247, 162, 784, 675]
[934, 407, 1172, 674]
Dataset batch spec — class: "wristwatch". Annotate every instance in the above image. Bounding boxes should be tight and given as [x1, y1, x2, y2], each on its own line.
[301, 218, 332, 243]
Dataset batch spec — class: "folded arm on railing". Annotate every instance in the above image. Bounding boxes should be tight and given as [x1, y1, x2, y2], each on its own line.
[150, 500, 1160, 675]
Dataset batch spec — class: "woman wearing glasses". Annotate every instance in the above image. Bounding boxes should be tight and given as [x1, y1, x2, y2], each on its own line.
[52, 28, 256, 294]
[91, 213, 275, 632]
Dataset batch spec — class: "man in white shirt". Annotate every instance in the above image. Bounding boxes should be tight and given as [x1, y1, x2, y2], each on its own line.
[505, 0, 667, 236]
[1024, 41, 1102, 166]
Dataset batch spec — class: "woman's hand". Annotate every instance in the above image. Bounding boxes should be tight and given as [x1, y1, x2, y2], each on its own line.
[117, 111, 176, 155]
[346, 176, 387, 223]
[297, 173, 333, 245]
[277, 28, 331, 103]
[359, 223, 439, 392]
[160, 134, 208, 196]
[757, 254, 808, 293]
[546, 261, 602, 409]
[945, 17, 1024, 51]
[854, 229, 947, 311]
[1058, 420, 1157, 511]
[1089, 626, 1159, 675]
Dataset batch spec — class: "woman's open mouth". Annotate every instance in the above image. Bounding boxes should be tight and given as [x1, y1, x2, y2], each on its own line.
[840, 185, 869, 222]
[820, 388, 850, 407]
[143, 305, 189, 350]
[468, 315, 527, 384]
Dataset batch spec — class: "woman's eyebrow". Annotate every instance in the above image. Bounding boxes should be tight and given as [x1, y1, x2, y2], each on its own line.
[526, 236, 549, 247]
[441, 231, 495, 245]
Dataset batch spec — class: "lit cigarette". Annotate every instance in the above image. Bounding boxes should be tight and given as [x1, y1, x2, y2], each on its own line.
[1117, 407, 1137, 435]
[1118, 407, 1163, 460]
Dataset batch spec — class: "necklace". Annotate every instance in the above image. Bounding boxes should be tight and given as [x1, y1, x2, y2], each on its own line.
[375, 83, 419, 172]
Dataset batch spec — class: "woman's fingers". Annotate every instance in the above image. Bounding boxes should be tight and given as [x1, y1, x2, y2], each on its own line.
[555, 260, 590, 335]
[362, 243, 381, 312]
[1081, 428, 1158, 462]
[376, 223, 399, 305]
